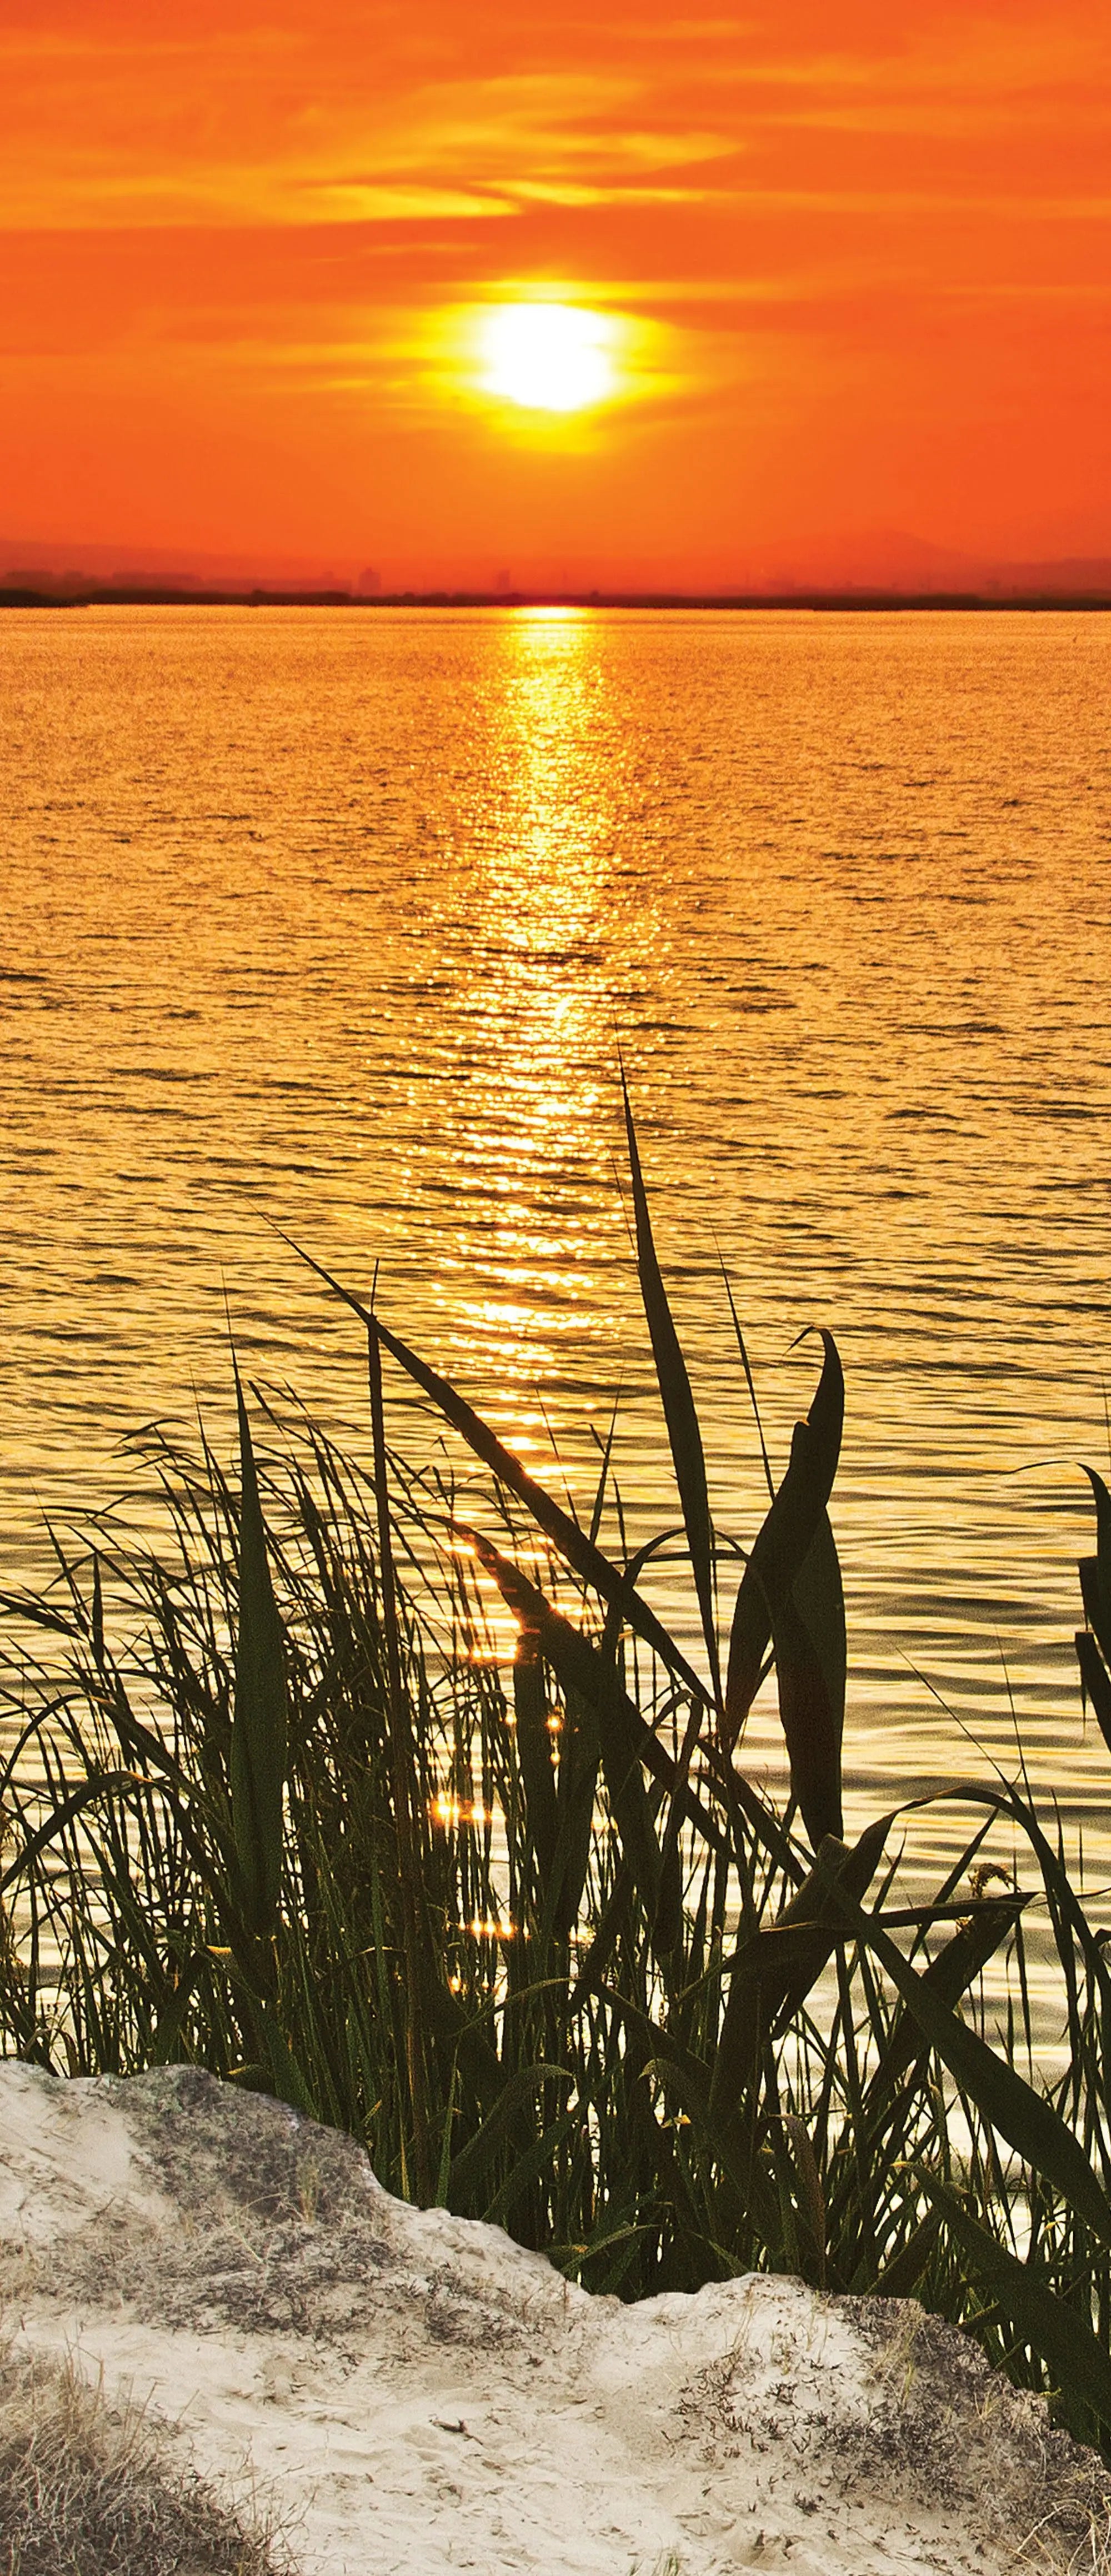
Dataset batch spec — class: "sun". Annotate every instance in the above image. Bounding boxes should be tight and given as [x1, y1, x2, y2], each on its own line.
[478, 303, 616, 414]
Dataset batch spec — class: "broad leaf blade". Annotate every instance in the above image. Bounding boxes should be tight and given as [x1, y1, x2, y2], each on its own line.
[770, 1507, 845, 1845]
[1083, 1462, 1111, 1563]
[1079, 1466, 1111, 1666]
[724, 1332, 844, 1761]
[863, 1895, 1027, 2120]
[1075, 1628, 1111, 1758]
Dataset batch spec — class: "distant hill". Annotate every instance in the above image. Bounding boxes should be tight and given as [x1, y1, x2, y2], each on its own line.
[1, 528, 1109, 604]
[729, 527, 1111, 597]
[0, 539, 354, 594]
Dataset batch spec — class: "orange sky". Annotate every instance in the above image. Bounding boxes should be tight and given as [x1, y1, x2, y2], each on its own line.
[2, 1, 1109, 587]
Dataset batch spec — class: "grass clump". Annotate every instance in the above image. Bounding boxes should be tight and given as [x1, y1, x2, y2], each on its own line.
[3, 1089, 1111, 2457]
[0, 2340, 286, 2576]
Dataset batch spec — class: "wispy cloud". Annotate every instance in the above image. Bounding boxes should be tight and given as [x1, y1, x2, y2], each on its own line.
[0, 43, 734, 232]
[2, 15, 1106, 237]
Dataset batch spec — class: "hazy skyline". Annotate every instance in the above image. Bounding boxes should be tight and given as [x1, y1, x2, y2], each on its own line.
[3, 2, 1109, 588]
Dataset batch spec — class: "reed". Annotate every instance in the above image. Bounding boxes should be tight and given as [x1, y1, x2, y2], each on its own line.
[3, 1096, 1111, 2454]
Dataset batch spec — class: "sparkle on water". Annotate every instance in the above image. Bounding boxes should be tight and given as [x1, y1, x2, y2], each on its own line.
[2, 602, 1110, 1929]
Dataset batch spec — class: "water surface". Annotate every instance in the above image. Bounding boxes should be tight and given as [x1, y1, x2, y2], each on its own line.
[2, 604, 1109, 1884]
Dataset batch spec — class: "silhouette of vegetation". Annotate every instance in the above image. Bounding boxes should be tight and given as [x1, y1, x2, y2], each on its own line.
[2, 1095, 1110, 2454]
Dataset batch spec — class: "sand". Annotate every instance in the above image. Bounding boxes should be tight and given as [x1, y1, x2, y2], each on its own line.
[1, 2060, 1105, 2575]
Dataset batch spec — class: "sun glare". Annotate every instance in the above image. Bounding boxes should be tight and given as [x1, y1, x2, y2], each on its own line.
[478, 302, 616, 414]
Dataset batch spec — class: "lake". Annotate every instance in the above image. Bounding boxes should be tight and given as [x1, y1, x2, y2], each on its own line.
[2, 603, 1110, 1891]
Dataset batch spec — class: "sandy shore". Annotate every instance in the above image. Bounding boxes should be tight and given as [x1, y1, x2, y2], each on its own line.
[1, 2061, 1105, 2574]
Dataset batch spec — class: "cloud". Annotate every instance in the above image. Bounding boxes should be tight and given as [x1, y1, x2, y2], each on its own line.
[2, 13, 1106, 239]
[0, 42, 735, 233]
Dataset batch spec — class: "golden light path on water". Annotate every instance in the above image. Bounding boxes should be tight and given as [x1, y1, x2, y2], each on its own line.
[428, 608, 634, 1432]
[2, 601, 1110, 2006]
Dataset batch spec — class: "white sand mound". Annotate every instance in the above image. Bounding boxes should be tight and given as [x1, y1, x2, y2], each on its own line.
[0, 2062, 1105, 2575]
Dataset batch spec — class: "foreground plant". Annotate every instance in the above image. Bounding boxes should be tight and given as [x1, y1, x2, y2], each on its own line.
[0, 2338, 287, 2576]
[2, 1087, 1111, 2454]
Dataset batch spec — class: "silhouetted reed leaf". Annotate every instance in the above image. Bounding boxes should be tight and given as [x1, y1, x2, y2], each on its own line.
[942, 1776, 1111, 2022]
[595, 2000, 780, 2241]
[1077, 1466, 1111, 1721]
[820, 1846, 1111, 2249]
[461, 1524, 727, 1860]
[1079, 1557, 1111, 1673]
[0, 1774, 136, 1901]
[368, 1316, 434, 2202]
[782, 2113, 827, 2289]
[724, 1334, 844, 1846]
[1075, 1628, 1111, 1756]
[512, 1640, 558, 1881]
[231, 1374, 288, 1942]
[709, 1819, 889, 2121]
[1083, 1462, 1111, 1566]
[448, 2061, 574, 2208]
[549, 1685, 601, 1945]
[280, 1234, 709, 1707]
[483, 2103, 582, 2228]
[620, 1070, 720, 1702]
[915, 2172, 1111, 2438]
[869, 2210, 941, 2300]
[769, 1507, 845, 1844]
[863, 1895, 1027, 2120]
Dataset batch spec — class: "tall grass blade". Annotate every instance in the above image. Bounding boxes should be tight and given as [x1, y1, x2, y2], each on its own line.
[548, 1683, 602, 1944]
[600, 1987, 780, 2239]
[449, 2062, 574, 2208]
[916, 2172, 1111, 2438]
[462, 1525, 727, 1856]
[231, 1371, 288, 1943]
[0, 1775, 136, 1901]
[620, 1069, 720, 1703]
[822, 1846, 1111, 2248]
[708, 1820, 889, 2119]
[279, 1230, 708, 1707]
[512, 1636, 558, 1880]
[862, 1895, 1027, 2117]
[782, 2113, 827, 2289]
[368, 1319, 433, 2202]
[720, 1265, 774, 1502]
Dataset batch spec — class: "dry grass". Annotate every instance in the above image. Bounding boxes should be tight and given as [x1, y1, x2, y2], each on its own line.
[0, 2339, 293, 2576]
[1016, 2514, 1111, 2576]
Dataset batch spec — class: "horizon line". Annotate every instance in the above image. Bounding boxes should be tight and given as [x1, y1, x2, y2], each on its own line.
[3, 583, 1111, 614]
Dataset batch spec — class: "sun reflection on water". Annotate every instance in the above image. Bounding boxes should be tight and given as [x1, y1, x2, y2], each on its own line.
[421, 607, 662, 1485]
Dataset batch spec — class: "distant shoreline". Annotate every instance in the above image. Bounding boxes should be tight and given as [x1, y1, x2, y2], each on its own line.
[2, 584, 1110, 613]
